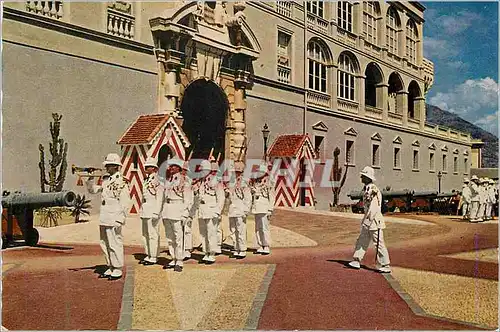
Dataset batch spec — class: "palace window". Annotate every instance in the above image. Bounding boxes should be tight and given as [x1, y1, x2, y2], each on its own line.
[442, 154, 448, 172]
[337, 2, 353, 32]
[464, 157, 469, 174]
[372, 143, 380, 167]
[307, 1, 324, 18]
[277, 30, 292, 83]
[413, 150, 419, 170]
[346, 140, 355, 165]
[453, 156, 459, 174]
[386, 7, 399, 55]
[363, 2, 379, 45]
[429, 151, 435, 171]
[393, 147, 401, 169]
[338, 53, 356, 101]
[308, 41, 328, 93]
[406, 19, 418, 64]
[314, 135, 325, 160]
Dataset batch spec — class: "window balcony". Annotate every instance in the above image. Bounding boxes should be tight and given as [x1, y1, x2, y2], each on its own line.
[337, 28, 357, 48]
[276, 1, 292, 18]
[307, 90, 331, 108]
[365, 105, 383, 120]
[26, 1, 64, 19]
[277, 65, 291, 84]
[107, 8, 135, 39]
[307, 13, 329, 34]
[338, 98, 359, 114]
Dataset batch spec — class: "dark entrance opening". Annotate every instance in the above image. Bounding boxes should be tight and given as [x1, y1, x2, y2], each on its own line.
[180, 79, 229, 160]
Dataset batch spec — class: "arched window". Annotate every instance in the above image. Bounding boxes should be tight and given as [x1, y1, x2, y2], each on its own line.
[386, 7, 400, 55]
[363, 2, 380, 45]
[338, 2, 353, 32]
[308, 41, 328, 93]
[306, 1, 324, 18]
[337, 53, 356, 101]
[406, 19, 418, 63]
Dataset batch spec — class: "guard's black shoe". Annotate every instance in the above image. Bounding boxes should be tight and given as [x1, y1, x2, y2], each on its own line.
[142, 261, 155, 266]
[174, 265, 183, 272]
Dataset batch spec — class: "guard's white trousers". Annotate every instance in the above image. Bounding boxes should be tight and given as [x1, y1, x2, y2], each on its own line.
[163, 219, 184, 266]
[353, 226, 390, 266]
[141, 217, 160, 262]
[216, 217, 222, 252]
[485, 203, 493, 219]
[229, 216, 247, 252]
[478, 203, 486, 220]
[99, 225, 124, 269]
[199, 218, 218, 254]
[469, 202, 480, 220]
[184, 217, 193, 252]
[254, 213, 271, 248]
[462, 203, 470, 217]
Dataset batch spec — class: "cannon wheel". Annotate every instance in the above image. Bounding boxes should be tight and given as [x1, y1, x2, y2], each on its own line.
[25, 228, 39, 246]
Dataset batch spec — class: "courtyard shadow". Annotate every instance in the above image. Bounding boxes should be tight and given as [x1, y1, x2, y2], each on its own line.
[68, 264, 109, 276]
[327, 259, 380, 273]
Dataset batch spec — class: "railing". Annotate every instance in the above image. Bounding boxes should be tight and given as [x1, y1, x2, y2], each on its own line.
[365, 105, 383, 119]
[26, 1, 63, 19]
[307, 13, 329, 34]
[338, 98, 359, 113]
[307, 90, 331, 108]
[363, 40, 381, 56]
[450, 131, 459, 139]
[276, 1, 292, 17]
[388, 112, 403, 125]
[337, 28, 357, 48]
[424, 123, 436, 133]
[107, 8, 135, 39]
[408, 118, 420, 129]
[387, 52, 402, 65]
[277, 65, 291, 84]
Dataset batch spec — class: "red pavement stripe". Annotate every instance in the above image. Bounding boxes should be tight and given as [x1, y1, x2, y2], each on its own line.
[257, 259, 474, 330]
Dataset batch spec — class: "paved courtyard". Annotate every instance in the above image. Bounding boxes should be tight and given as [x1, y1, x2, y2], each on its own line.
[2, 208, 498, 330]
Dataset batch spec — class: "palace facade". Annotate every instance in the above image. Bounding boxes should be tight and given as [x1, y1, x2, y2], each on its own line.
[3, 1, 475, 209]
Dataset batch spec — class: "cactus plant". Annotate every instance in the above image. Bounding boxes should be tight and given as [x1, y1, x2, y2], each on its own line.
[39, 113, 68, 193]
[331, 147, 349, 207]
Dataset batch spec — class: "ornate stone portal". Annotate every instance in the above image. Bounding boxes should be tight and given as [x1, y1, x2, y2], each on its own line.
[149, 1, 260, 164]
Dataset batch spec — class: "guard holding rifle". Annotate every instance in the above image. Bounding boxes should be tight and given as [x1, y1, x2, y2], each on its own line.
[226, 162, 252, 258]
[348, 166, 391, 273]
[139, 156, 163, 266]
[197, 159, 225, 264]
[182, 161, 197, 260]
[461, 178, 471, 220]
[250, 163, 275, 255]
[86, 153, 130, 280]
[162, 158, 193, 272]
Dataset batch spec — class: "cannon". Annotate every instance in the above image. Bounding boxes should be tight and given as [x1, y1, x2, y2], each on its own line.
[348, 189, 413, 213]
[2, 191, 76, 248]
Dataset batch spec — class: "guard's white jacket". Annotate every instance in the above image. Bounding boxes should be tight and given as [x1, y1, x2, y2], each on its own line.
[140, 173, 164, 219]
[461, 185, 472, 204]
[197, 174, 225, 219]
[479, 185, 487, 204]
[361, 183, 385, 230]
[226, 177, 252, 218]
[251, 178, 275, 215]
[87, 173, 130, 226]
[162, 172, 193, 221]
[487, 185, 496, 203]
[470, 182, 480, 202]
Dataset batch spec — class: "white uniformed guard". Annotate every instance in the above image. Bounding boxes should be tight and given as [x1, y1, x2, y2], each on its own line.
[226, 162, 252, 258]
[348, 166, 391, 273]
[197, 160, 225, 264]
[182, 161, 197, 260]
[250, 163, 275, 255]
[478, 178, 488, 222]
[469, 175, 481, 222]
[162, 158, 193, 272]
[86, 153, 130, 280]
[139, 156, 163, 265]
[486, 179, 496, 221]
[461, 178, 471, 220]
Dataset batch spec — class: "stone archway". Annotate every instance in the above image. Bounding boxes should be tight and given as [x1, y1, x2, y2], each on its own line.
[180, 79, 229, 159]
[149, 1, 260, 164]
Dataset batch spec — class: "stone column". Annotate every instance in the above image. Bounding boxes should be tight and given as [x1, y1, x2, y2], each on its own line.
[417, 23, 423, 66]
[377, 83, 389, 121]
[416, 96, 426, 130]
[232, 84, 247, 163]
[164, 63, 179, 114]
[397, 91, 408, 126]
[331, 65, 338, 111]
[378, 4, 387, 60]
[354, 2, 363, 44]
[358, 75, 366, 117]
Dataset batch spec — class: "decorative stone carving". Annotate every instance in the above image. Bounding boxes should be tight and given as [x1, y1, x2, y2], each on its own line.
[195, 44, 225, 82]
[108, 1, 131, 14]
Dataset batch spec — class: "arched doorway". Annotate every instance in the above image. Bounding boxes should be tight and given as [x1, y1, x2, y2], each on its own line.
[408, 81, 421, 119]
[388, 72, 404, 114]
[365, 63, 383, 108]
[180, 79, 229, 160]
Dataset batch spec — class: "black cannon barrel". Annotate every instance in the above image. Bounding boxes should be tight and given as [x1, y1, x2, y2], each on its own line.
[348, 189, 413, 200]
[413, 191, 438, 197]
[436, 192, 458, 198]
[2, 191, 76, 209]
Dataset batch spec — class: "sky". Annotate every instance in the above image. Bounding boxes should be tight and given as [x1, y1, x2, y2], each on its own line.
[423, 1, 499, 136]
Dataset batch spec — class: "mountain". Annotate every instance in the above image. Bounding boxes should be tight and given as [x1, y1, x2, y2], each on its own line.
[426, 104, 498, 168]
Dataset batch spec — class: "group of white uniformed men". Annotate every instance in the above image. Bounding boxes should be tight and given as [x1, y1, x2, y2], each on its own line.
[86, 153, 275, 280]
[460, 175, 498, 222]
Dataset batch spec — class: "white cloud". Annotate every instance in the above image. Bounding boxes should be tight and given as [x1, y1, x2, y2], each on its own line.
[429, 78, 499, 124]
[446, 60, 469, 70]
[474, 111, 499, 136]
[424, 37, 459, 60]
[439, 11, 482, 35]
